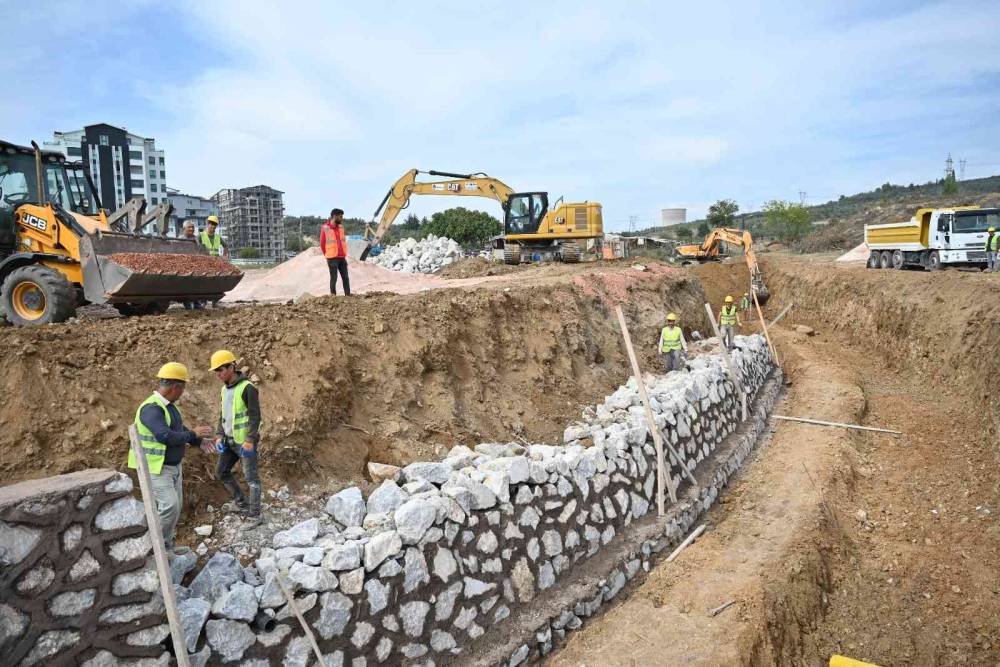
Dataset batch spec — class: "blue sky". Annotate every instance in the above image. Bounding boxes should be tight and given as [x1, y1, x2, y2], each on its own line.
[4, 0, 999, 231]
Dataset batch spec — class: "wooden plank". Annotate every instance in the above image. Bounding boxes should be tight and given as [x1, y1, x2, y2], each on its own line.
[773, 415, 902, 435]
[752, 291, 779, 364]
[127, 425, 192, 667]
[768, 302, 794, 328]
[708, 599, 736, 617]
[703, 303, 749, 421]
[666, 524, 706, 563]
[276, 573, 326, 665]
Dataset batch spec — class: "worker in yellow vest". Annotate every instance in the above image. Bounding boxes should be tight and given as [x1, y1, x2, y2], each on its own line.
[719, 295, 743, 351]
[659, 312, 688, 372]
[740, 292, 753, 321]
[986, 227, 998, 272]
[210, 350, 263, 518]
[200, 215, 228, 257]
[129, 363, 215, 555]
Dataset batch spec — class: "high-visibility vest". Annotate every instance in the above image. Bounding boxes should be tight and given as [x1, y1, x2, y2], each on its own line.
[221, 379, 255, 445]
[991, 235, 999, 251]
[740, 296, 751, 310]
[128, 393, 172, 475]
[661, 326, 682, 352]
[721, 305, 738, 325]
[200, 231, 224, 256]
[322, 223, 347, 259]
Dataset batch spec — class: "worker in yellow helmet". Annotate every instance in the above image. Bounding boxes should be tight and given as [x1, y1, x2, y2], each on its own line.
[129, 362, 215, 556]
[985, 227, 998, 272]
[740, 291, 753, 321]
[659, 312, 688, 372]
[210, 350, 264, 518]
[200, 215, 229, 309]
[719, 295, 743, 351]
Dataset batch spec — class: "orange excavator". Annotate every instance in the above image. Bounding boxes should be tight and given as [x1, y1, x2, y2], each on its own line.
[674, 227, 769, 304]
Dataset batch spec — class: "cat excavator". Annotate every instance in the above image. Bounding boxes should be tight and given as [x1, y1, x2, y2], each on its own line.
[0, 139, 242, 326]
[357, 169, 603, 264]
[674, 227, 770, 304]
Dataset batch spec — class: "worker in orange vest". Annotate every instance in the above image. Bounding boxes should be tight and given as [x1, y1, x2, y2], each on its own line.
[320, 208, 351, 295]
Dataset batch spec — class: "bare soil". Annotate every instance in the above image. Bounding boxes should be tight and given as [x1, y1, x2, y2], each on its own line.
[107, 253, 242, 275]
[435, 257, 526, 279]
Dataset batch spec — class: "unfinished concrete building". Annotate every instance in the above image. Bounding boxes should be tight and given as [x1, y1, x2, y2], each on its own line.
[212, 185, 286, 261]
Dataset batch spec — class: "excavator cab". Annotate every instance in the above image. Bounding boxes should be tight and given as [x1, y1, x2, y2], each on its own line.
[504, 192, 548, 235]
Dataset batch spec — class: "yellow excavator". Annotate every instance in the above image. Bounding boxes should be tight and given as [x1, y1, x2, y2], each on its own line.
[357, 169, 603, 264]
[675, 227, 770, 304]
[0, 139, 242, 326]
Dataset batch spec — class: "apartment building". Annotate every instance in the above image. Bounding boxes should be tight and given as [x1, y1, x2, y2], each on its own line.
[212, 185, 285, 261]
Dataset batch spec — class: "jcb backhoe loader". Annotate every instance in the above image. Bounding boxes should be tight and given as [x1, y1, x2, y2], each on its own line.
[674, 227, 770, 304]
[358, 169, 603, 264]
[0, 139, 242, 326]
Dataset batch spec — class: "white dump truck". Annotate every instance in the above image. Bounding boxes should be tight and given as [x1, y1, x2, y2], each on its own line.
[865, 206, 1000, 270]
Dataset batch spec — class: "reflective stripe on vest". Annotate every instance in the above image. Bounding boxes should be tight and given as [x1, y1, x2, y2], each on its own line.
[221, 379, 255, 445]
[740, 297, 751, 309]
[661, 326, 682, 352]
[721, 305, 738, 325]
[128, 393, 172, 475]
[323, 224, 347, 259]
[200, 231, 223, 256]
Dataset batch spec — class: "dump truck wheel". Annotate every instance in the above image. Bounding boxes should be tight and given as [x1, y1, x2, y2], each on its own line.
[927, 251, 941, 271]
[879, 251, 892, 269]
[1, 265, 77, 326]
[892, 250, 905, 269]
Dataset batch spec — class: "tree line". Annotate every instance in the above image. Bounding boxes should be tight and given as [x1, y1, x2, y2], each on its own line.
[283, 207, 501, 252]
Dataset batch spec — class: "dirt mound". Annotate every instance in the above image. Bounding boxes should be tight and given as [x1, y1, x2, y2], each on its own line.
[435, 257, 524, 279]
[108, 253, 242, 275]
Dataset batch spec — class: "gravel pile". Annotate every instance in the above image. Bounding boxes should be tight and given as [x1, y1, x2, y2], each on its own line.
[369, 235, 462, 273]
[107, 253, 242, 276]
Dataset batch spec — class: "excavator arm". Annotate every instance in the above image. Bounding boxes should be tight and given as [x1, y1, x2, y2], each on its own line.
[358, 169, 516, 260]
[676, 227, 769, 304]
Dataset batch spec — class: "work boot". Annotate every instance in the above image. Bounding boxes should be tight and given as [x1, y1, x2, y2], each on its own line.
[240, 486, 262, 518]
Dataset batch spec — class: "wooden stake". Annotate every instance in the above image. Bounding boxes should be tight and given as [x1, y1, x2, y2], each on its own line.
[614, 306, 702, 508]
[752, 291, 779, 364]
[768, 302, 794, 328]
[703, 303, 748, 421]
[276, 573, 326, 665]
[708, 599, 736, 617]
[127, 425, 191, 667]
[774, 415, 902, 435]
[666, 524, 706, 563]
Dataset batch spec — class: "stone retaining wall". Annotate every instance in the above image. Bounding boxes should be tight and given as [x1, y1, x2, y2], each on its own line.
[0, 335, 776, 667]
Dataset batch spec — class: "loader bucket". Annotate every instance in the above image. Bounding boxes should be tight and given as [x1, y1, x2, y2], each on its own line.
[78, 232, 243, 305]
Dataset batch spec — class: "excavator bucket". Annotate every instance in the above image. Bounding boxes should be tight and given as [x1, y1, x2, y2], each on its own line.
[78, 232, 243, 305]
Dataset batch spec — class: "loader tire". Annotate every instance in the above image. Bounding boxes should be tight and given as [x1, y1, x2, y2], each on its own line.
[1, 265, 77, 326]
[504, 245, 522, 265]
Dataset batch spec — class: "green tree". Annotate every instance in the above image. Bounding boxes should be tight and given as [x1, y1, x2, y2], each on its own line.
[420, 207, 502, 248]
[675, 226, 694, 241]
[238, 247, 262, 259]
[762, 200, 811, 242]
[401, 214, 422, 231]
[943, 172, 959, 195]
[697, 221, 711, 237]
[707, 199, 739, 228]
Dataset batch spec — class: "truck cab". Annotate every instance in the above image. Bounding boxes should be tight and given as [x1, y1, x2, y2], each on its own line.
[930, 208, 1000, 265]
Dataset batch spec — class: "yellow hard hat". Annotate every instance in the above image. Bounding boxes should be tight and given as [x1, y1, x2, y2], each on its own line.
[206, 215, 219, 225]
[666, 313, 678, 322]
[725, 295, 734, 303]
[990, 227, 996, 232]
[209, 349, 237, 370]
[157, 362, 189, 382]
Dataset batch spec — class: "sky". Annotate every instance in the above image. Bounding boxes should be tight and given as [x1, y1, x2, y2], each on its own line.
[4, 0, 1000, 231]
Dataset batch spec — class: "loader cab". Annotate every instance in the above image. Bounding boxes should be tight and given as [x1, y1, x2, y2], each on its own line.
[504, 192, 548, 235]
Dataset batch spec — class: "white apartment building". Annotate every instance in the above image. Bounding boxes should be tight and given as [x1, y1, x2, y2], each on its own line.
[45, 123, 167, 212]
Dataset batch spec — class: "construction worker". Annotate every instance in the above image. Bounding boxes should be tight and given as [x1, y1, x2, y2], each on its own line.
[986, 227, 998, 272]
[200, 215, 228, 257]
[320, 208, 351, 295]
[740, 292, 753, 321]
[719, 295, 742, 351]
[659, 312, 688, 372]
[129, 363, 215, 555]
[210, 350, 263, 518]
[182, 221, 203, 310]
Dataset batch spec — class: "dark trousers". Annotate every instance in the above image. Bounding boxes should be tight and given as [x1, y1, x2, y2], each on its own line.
[327, 257, 351, 295]
[216, 439, 261, 511]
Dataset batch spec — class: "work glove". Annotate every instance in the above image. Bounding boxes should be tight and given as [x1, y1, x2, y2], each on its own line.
[239, 444, 256, 458]
[215, 439, 225, 454]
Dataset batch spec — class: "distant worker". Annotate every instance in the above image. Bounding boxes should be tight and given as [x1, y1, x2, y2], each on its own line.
[740, 292, 753, 321]
[719, 295, 742, 350]
[210, 350, 263, 518]
[986, 227, 998, 272]
[659, 312, 688, 372]
[200, 215, 228, 258]
[129, 363, 215, 556]
[182, 221, 203, 311]
[320, 208, 351, 295]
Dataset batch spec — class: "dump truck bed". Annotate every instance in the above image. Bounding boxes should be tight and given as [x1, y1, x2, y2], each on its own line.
[864, 219, 928, 249]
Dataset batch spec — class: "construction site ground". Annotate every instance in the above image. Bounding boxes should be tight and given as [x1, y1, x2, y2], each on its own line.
[1, 252, 997, 664]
